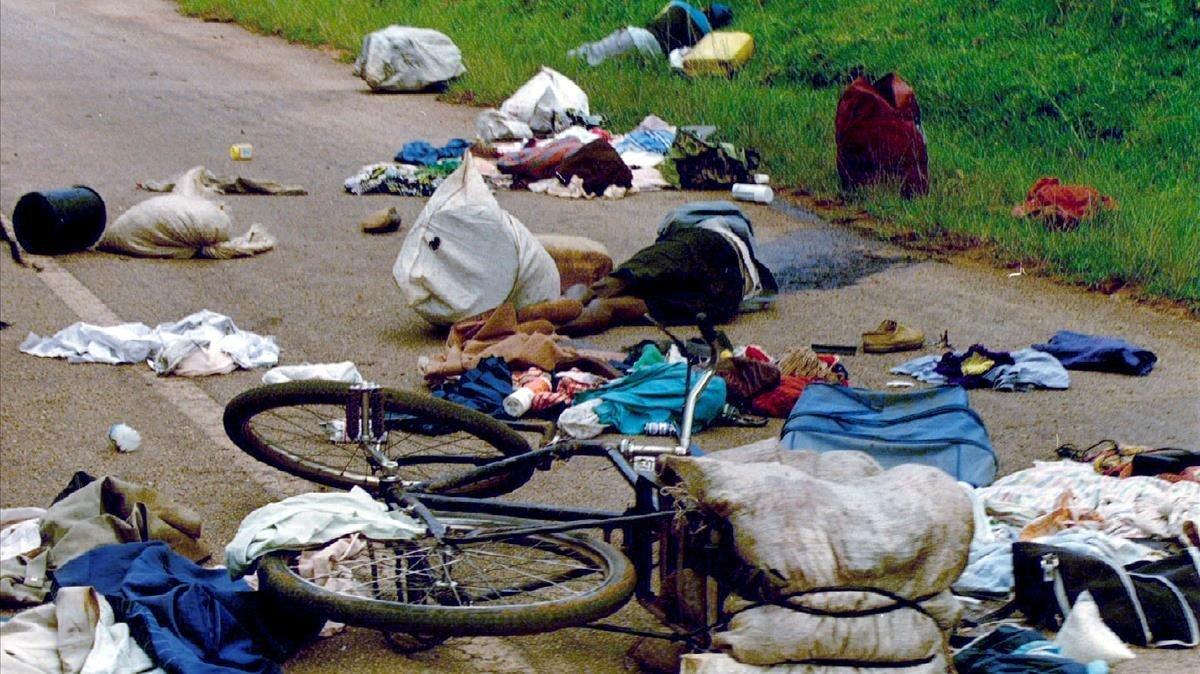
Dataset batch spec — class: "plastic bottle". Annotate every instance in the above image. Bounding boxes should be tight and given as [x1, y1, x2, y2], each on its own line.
[503, 369, 552, 417]
[731, 183, 773, 203]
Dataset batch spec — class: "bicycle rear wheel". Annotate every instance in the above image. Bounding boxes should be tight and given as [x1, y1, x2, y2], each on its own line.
[256, 516, 636, 637]
[224, 381, 534, 496]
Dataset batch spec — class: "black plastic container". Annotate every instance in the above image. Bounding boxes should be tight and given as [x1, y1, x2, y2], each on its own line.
[12, 186, 107, 255]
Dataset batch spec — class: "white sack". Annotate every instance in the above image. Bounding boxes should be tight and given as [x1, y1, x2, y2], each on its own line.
[499, 66, 589, 134]
[99, 167, 274, 259]
[353, 26, 465, 92]
[680, 652, 950, 674]
[393, 153, 559, 326]
[475, 109, 533, 143]
[262, 362, 364, 385]
[1054, 591, 1136, 665]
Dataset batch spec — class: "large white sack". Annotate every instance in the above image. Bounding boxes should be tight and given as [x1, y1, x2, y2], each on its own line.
[499, 66, 589, 134]
[393, 153, 560, 326]
[680, 652, 950, 674]
[475, 108, 534, 143]
[353, 26, 466, 92]
[99, 167, 274, 259]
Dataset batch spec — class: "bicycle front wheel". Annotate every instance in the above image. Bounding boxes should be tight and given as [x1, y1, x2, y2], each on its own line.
[256, 516, 636, 637]
[223, 381, 534, 496]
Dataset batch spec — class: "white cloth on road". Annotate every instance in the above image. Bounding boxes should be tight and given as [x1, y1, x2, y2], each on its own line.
[20, 310, 279, 376]
[0, 508, 45, 562]
[0, 586, 162, 674]
[262, 362, 364, 385]
[225, 487, 422, 578]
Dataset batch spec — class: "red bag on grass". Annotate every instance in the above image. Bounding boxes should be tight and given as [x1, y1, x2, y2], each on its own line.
[835, 73, 929, 197]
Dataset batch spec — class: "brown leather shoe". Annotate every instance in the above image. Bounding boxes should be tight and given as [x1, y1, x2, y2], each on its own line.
[862, 320, 924, 353]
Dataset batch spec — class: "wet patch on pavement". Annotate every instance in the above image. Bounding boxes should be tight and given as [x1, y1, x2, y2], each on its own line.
[756, 201, 909, 292]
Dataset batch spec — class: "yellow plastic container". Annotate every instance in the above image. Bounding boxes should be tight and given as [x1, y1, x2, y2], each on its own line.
[682, 31, 755, 76]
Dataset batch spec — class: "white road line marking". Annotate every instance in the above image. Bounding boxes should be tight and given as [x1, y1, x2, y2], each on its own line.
[35, 258, 301, 499]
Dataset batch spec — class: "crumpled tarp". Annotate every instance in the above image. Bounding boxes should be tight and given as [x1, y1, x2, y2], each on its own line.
[20, 310, 279, 376]
[0, 585, 162, 674]
[574, 361, 726, 435]
[1032, 330, 1156, 376]
[225, 487, 421, 578]
[54, 542, 320, 674]
[1013, 177, 1116, 230]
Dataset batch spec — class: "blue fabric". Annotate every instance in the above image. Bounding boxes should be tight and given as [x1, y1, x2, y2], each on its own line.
[1032, 330, 1156, 376]
[395, 138, 471, 166]
[53, 542, 318, 674]
[706, 3, 733, 28]
[892, 348, 1069, 391]
[614, 129, 676, 155]
[671, 1, 712, 34]
[955, 625, 1093, 674]
[432, 356, 514, 419]
[780, 384, 998, 486]
[574, 362, 726, 434]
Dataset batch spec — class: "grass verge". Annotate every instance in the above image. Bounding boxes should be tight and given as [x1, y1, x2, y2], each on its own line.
[178, 0, 1200, 308]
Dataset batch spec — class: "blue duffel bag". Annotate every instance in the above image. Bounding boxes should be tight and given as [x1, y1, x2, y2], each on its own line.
[780, 384, 998, 486]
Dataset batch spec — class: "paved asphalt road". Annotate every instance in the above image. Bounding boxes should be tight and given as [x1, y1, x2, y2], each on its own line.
[2, 1, 1197, 671]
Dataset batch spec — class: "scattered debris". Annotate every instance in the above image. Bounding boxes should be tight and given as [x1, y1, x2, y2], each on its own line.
[229, 143, 253, 160]
[108, 423, 143, 452]
[1013, 177, 1116, 231]
[359, 207, 403, 234]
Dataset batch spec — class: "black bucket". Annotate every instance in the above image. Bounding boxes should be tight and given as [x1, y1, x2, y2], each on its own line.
[12, 186, 107, 255]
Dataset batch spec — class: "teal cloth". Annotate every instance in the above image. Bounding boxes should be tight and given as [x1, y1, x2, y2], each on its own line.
[575, 362, 726, 434]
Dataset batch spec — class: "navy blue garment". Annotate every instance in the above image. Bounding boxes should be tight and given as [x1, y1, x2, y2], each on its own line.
[955, 626, 1089, 674]
[1033, 330, 1156, 376]
[933, 344, 1016, 389]
[432, 356, 514, 419]
[54, 542, 320, 674]
[395, 138, 471, 166]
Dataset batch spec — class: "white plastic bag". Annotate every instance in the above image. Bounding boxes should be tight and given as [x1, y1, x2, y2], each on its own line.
[499, 67, 589, 134]
[353, 26, 466, 92]
[99, 167, 274, 258]
[393, 153, 560, 326]
[475, 109, 533, 143]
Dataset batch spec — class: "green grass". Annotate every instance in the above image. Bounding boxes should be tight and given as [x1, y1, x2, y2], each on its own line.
[178, 0, 1200, 305]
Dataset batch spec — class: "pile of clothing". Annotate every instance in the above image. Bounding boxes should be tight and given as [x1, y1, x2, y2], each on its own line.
[891, 330, 1157, 391]
[0, 472, 319, 673]
[344, 138, 468, 196]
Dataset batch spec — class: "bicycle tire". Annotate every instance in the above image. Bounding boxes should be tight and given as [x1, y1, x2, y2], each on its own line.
[224, 381, 534, 496]
[256, 516, 636, 637]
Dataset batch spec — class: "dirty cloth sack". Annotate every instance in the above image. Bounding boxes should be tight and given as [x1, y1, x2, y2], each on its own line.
[1012, 177, 1115, 231]
[343, 160, 458, 197]
[420, 304, 621, 381]
[498, 137, 584, 185]
[56, 542, 319, 674]
[680, 652, 950, 674]
[892, 347, 1069, 391]
[535, 234, 614, 291]
[101, 167, 274, 258]
[21, 309, 279, 376]
[261, 362, 363, 385]
[500, 67, 589, 134]
[475, 109, 534, 143]
[0, 586, 161, 674]
[555, 139, 633, 196]
[353, 25, 465, 92]
[573, 361, 726, 435]
[138, 167, 307, 196]
[225, 487, 421, 578]
[661, 128, 759, 189]
[781, 384, 998, 486]
[835, 73, 929, 197]
[0, 476, 204, 606]
[1032, 330, 1156, 376]
[395, 138, 471, 166]
[664, 453, 970, 668]
[393, 153, 560, 326]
